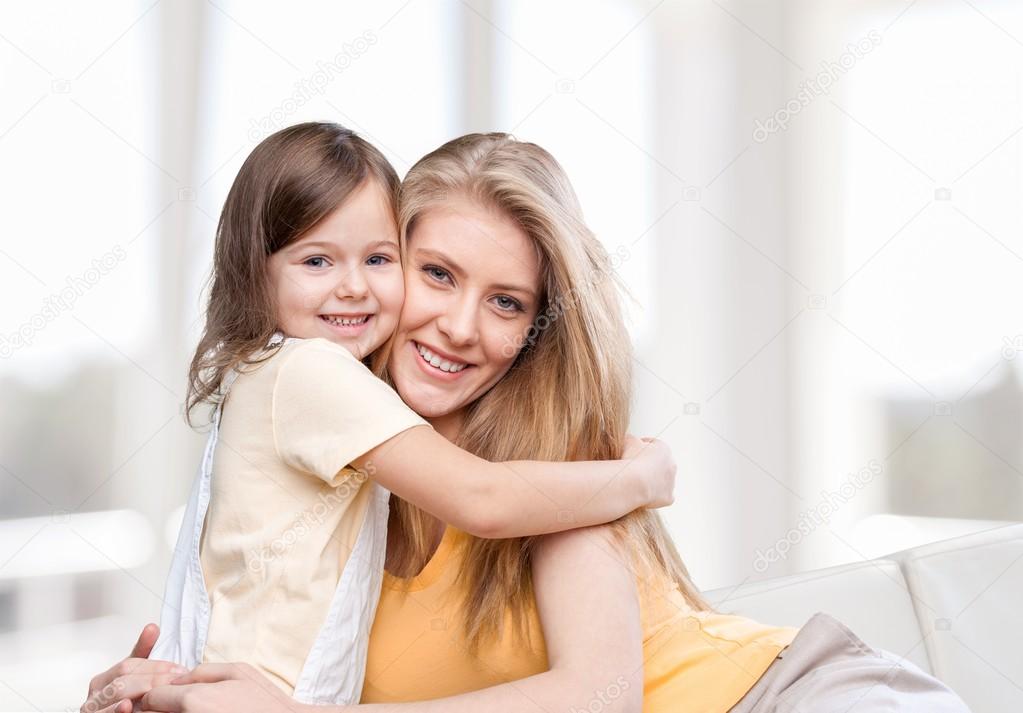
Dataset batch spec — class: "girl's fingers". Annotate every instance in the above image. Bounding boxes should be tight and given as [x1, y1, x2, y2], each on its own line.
[141, 684, 192, 712]
[96, 700, 133, 713]
[171, 663, 246, 684]
[130, 624, 160, 659]
[85, 672, 182, 710]
[94, 658, 181, 693]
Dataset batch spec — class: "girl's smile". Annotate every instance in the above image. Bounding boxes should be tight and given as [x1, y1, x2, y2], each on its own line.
[267, 179, 404, 360]
[319, 313, 373, 336]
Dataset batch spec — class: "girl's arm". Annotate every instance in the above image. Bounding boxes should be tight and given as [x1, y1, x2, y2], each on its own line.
[354, 427, 674, 538]
[145, 525, 645, 713]
[273, 341, 673, 539]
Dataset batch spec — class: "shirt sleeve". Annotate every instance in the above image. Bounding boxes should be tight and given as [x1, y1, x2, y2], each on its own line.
[272, 338, 429, 486]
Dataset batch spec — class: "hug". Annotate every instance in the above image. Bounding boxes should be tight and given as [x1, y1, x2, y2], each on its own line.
[81, 123, 971, 713]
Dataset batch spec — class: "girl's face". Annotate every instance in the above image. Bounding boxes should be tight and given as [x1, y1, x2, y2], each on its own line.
[267, 179, 404, 359]
[387, 196, 542, 434]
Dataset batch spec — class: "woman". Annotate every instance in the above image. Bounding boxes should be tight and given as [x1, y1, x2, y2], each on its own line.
[84, 134, 970, 713]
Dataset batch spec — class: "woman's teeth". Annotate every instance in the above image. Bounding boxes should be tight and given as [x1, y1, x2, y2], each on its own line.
[417, 343, 468, 373]
[322, 315, 370, 327]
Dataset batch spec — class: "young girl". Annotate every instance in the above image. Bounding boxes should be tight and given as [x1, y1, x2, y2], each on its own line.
[150, 122, 676, 706]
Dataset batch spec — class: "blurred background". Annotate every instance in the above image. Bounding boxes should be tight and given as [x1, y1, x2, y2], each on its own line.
[2, 0, 1023, 708]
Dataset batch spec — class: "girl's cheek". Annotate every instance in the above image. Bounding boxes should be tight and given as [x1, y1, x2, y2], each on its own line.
[390, 282, 406, 322]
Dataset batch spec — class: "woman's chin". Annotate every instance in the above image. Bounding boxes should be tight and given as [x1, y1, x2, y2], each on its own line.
[411, 395, 458, 419]
[393, 379, 456, 419]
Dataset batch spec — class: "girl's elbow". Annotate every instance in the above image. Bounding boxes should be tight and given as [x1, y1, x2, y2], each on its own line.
[457, 475, 508, 538]
[460, 509, 505, 538]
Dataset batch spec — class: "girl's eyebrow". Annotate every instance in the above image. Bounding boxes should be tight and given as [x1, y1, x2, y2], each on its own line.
[291, 240, 337, 252]
[294, 239, 398, 252]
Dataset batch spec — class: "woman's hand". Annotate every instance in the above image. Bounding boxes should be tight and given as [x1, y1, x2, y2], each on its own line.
[80, 623, 186, 713]
[622, 434, 676, 508]
[138, 663, 308, 713]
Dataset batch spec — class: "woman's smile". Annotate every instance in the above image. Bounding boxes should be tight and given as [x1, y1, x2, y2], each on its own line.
[387, 197, 542, 422]
[412, 340, 473, 377]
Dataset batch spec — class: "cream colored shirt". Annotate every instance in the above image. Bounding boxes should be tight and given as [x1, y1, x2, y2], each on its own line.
[200, 337, 427, 694]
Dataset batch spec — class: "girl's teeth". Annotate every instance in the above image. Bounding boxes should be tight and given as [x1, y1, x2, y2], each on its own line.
[324, 315, 369, 326]
[416, 344, 467, 373]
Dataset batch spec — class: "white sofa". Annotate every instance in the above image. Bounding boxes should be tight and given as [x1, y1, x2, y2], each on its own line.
[704, 523, 1023, 713]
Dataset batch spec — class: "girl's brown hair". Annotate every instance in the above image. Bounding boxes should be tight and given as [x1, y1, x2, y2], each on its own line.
[185, 122, 399, 425]
[379, 133, 709, 651]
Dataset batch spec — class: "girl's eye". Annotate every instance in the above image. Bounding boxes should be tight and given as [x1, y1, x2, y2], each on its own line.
[304, 256, 329, 268]
[423, 265, 451, 283]
[366, 254, 392, 266]
[493, 295, 524, 313]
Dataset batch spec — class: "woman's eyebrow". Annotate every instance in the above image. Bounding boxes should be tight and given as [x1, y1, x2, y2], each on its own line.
[415, 248, 536, 299]
[491, 281, 537, 299]
[415, 247, 464, 274]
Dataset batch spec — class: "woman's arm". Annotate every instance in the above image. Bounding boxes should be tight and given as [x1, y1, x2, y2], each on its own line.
[356, 427, 674, 538]
[352, 524, 645, 712]
[144, 525, 645, 713]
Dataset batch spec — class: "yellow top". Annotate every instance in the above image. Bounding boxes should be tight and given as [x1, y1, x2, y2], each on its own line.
[362, 527, 798, 712]
[200, 338, 426, 693]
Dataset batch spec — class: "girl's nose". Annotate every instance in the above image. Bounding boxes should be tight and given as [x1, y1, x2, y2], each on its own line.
[335, 266, 369, 300]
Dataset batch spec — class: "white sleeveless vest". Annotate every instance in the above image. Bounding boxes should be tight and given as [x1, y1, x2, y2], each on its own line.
[151, 332, 389, 704]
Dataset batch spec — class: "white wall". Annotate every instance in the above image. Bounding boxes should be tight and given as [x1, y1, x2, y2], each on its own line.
[2, 0, 1022, 708]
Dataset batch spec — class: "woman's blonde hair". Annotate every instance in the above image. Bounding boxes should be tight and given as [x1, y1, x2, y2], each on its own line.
[378, 133, 709, 650]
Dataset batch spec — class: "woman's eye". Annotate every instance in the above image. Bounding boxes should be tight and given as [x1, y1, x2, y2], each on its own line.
[366, 254, 392, 266]
[424, 265, 451, 283]
[304, 256, 328, 268]
[493, 295, 524, 312]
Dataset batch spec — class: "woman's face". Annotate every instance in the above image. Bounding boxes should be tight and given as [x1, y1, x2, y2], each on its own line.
[387, 196, 542, 432]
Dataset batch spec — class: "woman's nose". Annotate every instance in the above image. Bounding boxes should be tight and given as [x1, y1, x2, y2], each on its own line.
[437, 297, 479, 347]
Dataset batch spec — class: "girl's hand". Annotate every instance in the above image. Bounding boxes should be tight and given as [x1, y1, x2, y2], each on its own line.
[137, 663, 305, 713]
[623, 434, 677, 508]
[80, 623, 186, 713]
